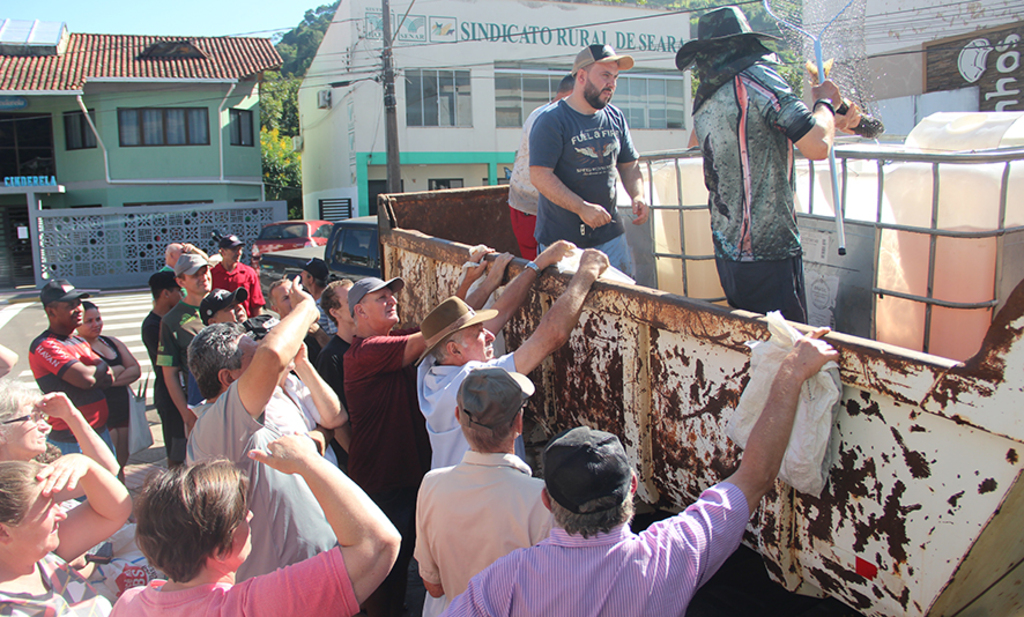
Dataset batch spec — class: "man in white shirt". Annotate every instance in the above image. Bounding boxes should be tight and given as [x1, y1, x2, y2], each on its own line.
[416, 247, 608, 469]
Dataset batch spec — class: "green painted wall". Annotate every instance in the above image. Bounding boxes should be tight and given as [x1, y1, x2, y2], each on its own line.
[355, 151, 515, 216]
[6, 81, 263, 209]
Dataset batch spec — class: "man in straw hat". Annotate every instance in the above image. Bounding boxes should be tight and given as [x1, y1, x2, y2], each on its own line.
[529, 44, 649, 277]
[445, 328, 839, 616]
[678, 6, 860, 323]
[414, 367, 553, 615]
[417, 245, 607, 470]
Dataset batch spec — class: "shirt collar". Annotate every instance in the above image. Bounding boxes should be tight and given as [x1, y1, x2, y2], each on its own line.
[547, 523, 633, 547]
[461, 451, 533, 475]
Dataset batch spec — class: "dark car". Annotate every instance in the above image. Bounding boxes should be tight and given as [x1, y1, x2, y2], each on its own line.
[258, 216, 380, 295]
[251, 220, 333, 268]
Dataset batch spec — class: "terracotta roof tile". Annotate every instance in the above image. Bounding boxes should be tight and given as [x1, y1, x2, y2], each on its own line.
[0, 33, 282, 91]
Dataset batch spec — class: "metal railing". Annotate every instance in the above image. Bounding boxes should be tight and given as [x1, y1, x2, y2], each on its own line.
[639, 143, 1024, 354]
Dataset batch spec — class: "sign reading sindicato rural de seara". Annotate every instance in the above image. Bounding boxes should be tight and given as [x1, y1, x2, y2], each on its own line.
[365, 9, 683, 53]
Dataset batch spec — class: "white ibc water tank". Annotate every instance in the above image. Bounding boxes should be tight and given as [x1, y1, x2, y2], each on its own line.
[875, 112, 1024, 360]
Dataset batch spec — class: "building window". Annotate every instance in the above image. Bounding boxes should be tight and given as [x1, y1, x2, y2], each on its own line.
[64, 111, 97, 150]
[117, 108, 209, 146]
[0, 113, 55, 178]
[230, 109, 254, 146]
[495, 70, 564, 127]
[615, 75, 686, 130]
[428, 178, 463, 190]
[494, 69, 686, 129]
[406, 69, 472, 127]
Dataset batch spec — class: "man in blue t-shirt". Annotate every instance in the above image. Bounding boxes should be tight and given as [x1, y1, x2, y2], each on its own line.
[530, 44, 649, 277]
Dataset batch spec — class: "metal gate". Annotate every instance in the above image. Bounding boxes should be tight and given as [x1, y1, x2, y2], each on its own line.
[30, 201, 287, 290]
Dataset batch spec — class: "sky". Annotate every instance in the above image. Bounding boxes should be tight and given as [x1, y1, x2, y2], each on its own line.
[4, 0, 314, 39]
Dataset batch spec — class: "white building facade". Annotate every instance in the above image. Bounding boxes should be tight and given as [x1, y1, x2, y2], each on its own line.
[864, 0, 1021, 135]
[299, 0, 691, 218]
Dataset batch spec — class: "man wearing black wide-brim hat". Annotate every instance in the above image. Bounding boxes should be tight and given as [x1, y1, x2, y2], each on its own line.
[678, 6, 860, 323]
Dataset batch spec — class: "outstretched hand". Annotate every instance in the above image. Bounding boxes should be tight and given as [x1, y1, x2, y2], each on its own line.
[535, 240, 575, 270]
[249, 433, 319, 475]
[785, 328, 839, 382]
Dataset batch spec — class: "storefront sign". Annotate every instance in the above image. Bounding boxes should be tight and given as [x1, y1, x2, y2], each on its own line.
[365, 10, 681, 52]
[0, 96, 28, 111]
[3, 176, 57, 187]
[926, 22, 1023, 112]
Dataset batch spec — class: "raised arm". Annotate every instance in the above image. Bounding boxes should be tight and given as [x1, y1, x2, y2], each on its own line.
[42, 454, 132, 563]
[36, 393, 119, 482]
[480, 241, 574, 334]
[237, 277, 320, 419]
[0, 344, 18, 378]
[463, 252, 512, 310]
[725, 329, 838, 514]
[249, 434, 401, 604]
[292, 344, 346, 430]
[512, 249, 609, 374]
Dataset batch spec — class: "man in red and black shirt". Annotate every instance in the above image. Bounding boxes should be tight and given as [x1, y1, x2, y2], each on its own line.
[210, 233, 265, 318]
[29, 279, 114, 454]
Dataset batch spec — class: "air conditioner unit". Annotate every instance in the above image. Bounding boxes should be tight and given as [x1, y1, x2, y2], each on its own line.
[292, 135, 304, 152]
[317, 89, 332, 109]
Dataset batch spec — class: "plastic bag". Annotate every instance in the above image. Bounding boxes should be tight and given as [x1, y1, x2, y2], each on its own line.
[88, 524, 163, 600]
[555, 248, 635, 285]
[726, 311, 842, 496]
[128, 378, 153, 455]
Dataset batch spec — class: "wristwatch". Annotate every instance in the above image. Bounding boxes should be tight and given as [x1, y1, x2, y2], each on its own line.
[525, 261, 541, 274]
[813, 98, 836, 115]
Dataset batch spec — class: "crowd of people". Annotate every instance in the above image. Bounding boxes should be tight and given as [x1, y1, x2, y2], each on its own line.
[0, 22, 856, 617]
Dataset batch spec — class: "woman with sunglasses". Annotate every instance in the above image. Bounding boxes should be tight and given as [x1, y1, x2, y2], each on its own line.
[76, 302, 142, 481]
[0, 380, 119, 500]
[0, 455, 131, 616]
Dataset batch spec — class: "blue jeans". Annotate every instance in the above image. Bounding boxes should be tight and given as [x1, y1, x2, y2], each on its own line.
[49, 426, 115, 456]
[540, 233, 634, 278]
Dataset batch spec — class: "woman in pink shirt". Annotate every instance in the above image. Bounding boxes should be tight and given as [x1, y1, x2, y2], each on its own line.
[111, 433, 400, 617]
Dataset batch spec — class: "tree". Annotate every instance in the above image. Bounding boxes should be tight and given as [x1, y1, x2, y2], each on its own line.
[260, 72, 301, 137]
[276, 1, 341, 77]
[262, 128, 303, 219]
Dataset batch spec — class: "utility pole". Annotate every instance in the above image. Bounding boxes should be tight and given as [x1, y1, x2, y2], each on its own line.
[381, 0, 402, 194]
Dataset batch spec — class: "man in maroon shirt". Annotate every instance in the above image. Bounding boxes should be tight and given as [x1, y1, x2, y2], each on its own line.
[210, 233, 265, 318]
[29, 279, 114, 454]
[344, 276, 431, 617]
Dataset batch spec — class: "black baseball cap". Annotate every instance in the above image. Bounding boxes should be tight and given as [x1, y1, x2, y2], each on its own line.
[40, 279, 90, 306]
[218, 234, 244, 250]
[543, 426, 633, 514]
[302, 258, 330, 284]
[200, 288, 249, 325]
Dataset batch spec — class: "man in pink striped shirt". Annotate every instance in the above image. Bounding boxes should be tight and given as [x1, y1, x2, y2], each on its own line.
[443, 328, 838, 617]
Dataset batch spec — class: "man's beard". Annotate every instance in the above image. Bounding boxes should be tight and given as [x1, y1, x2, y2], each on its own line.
[583, 78, 611, 110]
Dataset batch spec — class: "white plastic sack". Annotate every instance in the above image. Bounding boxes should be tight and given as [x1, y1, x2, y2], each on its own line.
[128, 379, 153, 455]
[726, 311, 842, 496]
[555, 248, 635, 285]
[89, 524, 163, 600]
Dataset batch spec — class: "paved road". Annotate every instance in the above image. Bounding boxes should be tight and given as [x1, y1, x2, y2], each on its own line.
[1, 289, 169, 490]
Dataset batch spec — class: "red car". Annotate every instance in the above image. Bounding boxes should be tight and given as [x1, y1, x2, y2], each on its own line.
[251, 220, 333, 268]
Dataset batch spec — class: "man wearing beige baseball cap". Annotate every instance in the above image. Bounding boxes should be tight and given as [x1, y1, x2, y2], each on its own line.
[529, 44, 650, 278]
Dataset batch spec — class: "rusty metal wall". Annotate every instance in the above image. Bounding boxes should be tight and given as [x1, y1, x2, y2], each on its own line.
[377, 191, 1024, 617]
